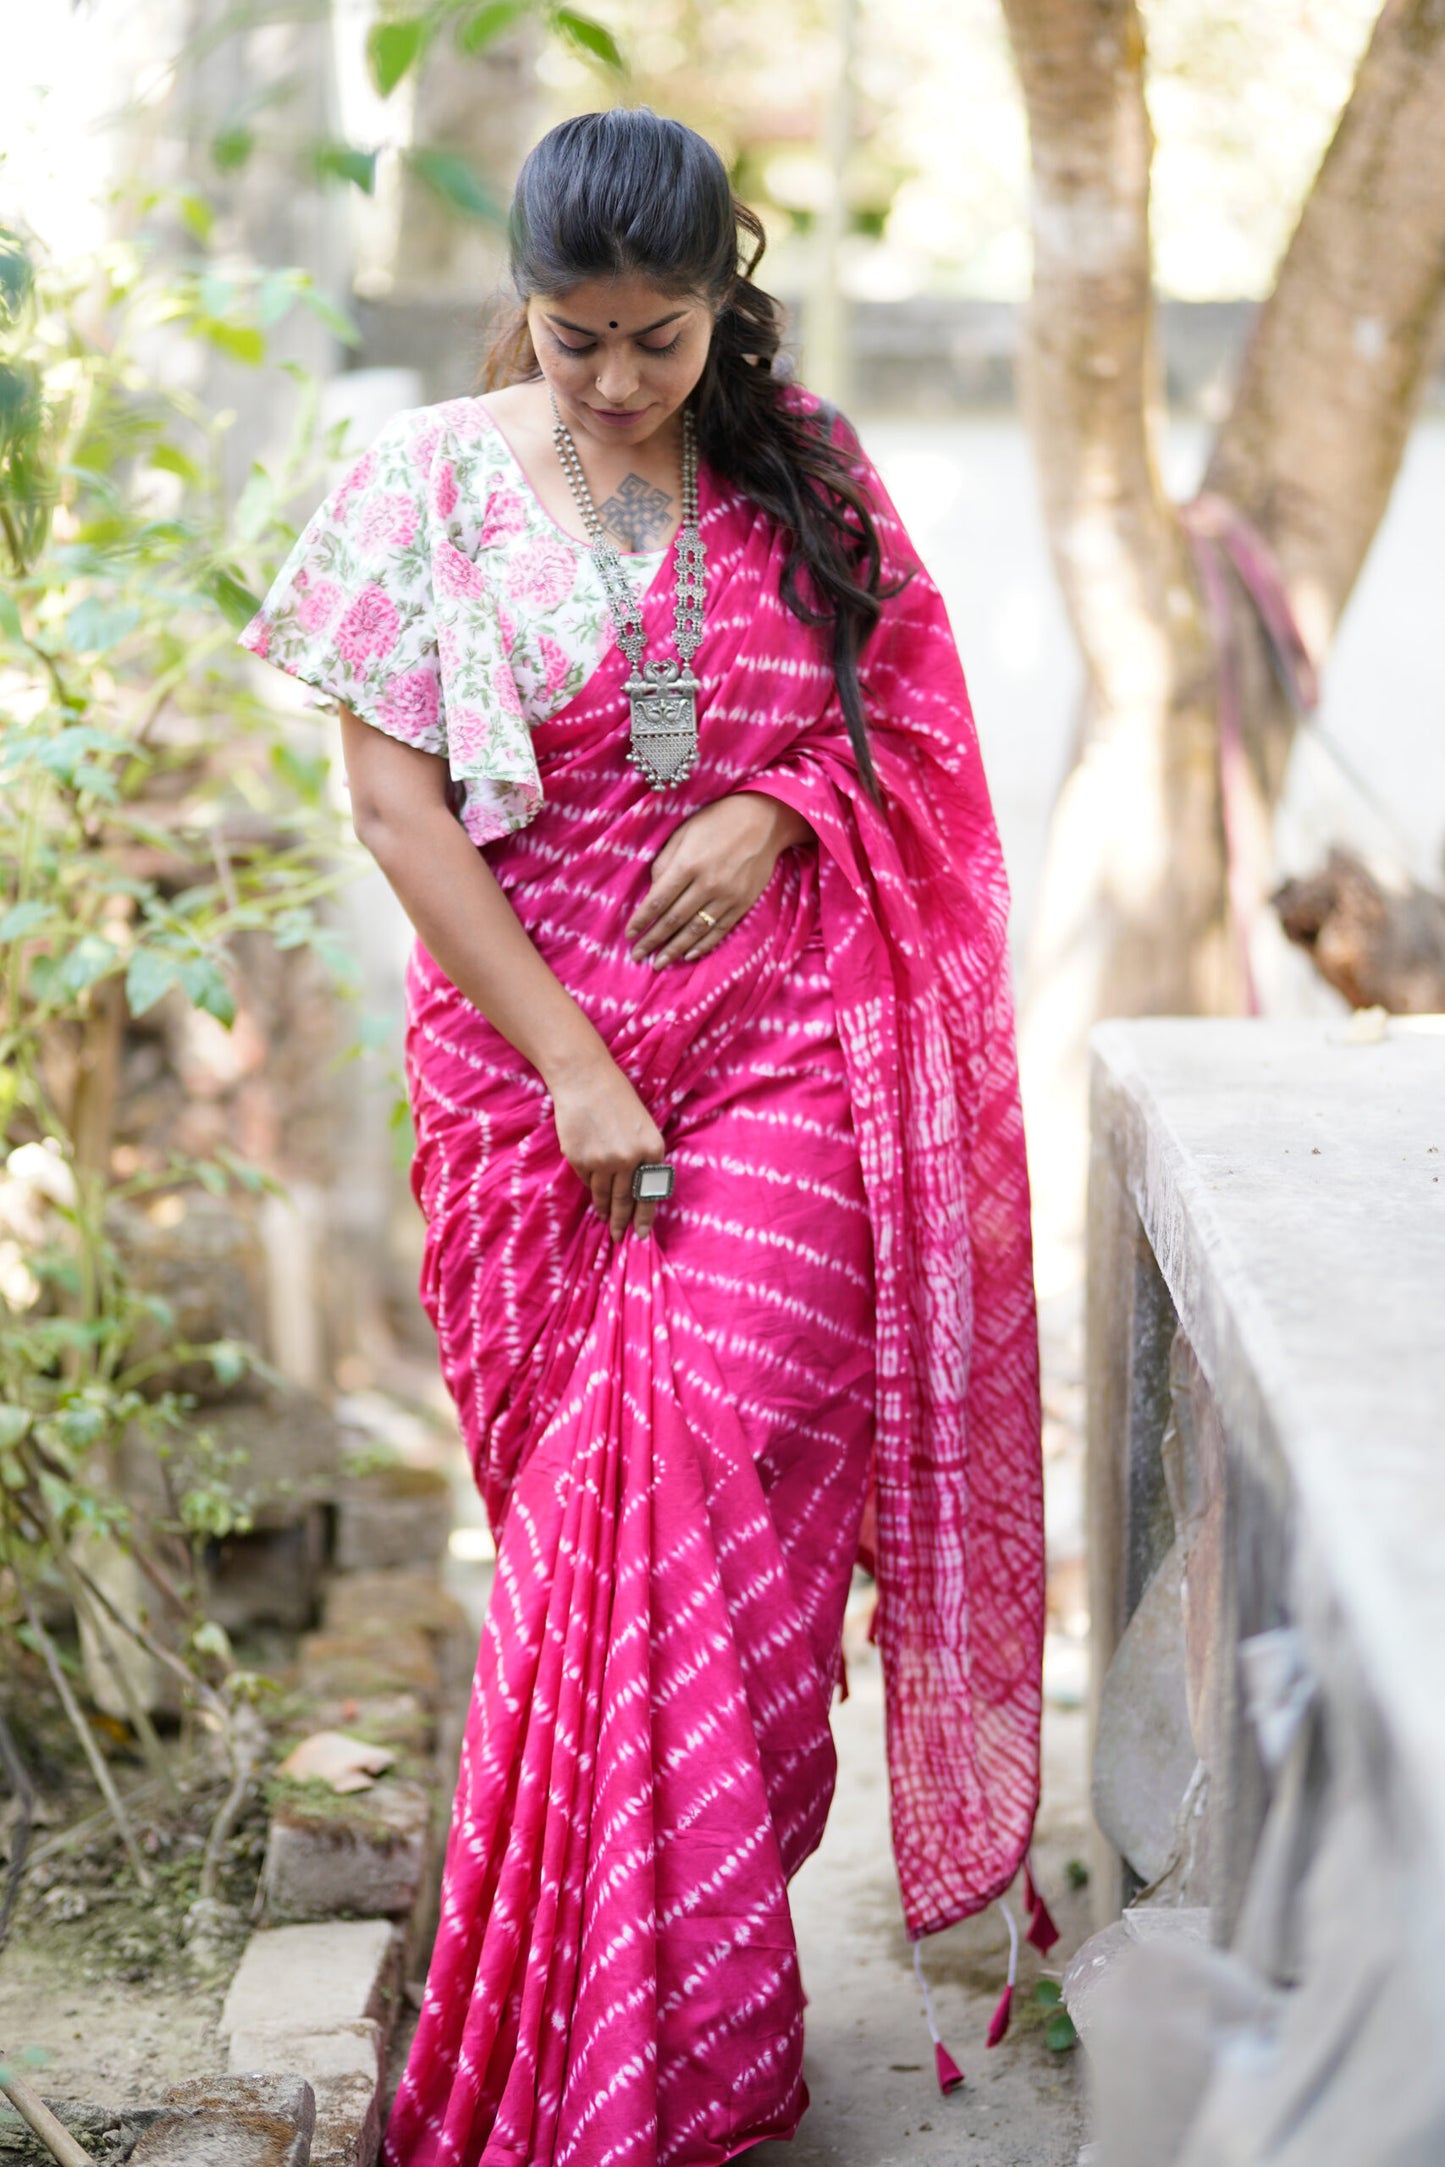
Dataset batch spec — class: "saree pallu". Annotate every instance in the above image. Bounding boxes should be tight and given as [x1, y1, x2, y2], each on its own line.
[383, 423, 1044, 2167]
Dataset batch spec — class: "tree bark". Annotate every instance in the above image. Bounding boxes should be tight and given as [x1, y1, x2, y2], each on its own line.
[1205, 0, 1445, 664]
[999, 0, 1227, 1283]
[1002, 0, 1445, 1275]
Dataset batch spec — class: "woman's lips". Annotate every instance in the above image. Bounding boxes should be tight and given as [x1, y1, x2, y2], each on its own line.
[587, 406, 649, 425]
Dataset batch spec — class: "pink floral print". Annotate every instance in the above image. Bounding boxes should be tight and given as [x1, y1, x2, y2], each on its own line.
[332, 449, 376, 521]
[537, 634, 571, 701]
[479, 488, 530, 546]
[238, 398, 664, 847]
[505, 535, 576, 612]
[356, 490, 419, 553]
[436, 540, 486, 602]
[379, 666, 441, 737]
[490, 660, 524, 718]
[335, 585, 401, 666]
[295, 577, 342, 633]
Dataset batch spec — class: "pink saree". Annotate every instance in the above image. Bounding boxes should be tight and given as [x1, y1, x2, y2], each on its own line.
[381, 406, 1043, 2167]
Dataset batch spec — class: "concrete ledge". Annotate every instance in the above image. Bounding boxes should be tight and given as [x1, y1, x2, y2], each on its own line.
[222, 1920, 401, 2040]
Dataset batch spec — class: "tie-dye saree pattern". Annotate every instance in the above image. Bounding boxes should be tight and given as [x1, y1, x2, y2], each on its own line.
[250, 394, 1043, 2165]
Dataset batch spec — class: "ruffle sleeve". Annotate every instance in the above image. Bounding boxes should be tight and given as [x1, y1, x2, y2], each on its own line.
[237, 401, 543, 845]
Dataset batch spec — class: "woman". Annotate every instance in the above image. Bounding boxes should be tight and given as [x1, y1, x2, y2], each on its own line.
[240, 108, 1043, 2167]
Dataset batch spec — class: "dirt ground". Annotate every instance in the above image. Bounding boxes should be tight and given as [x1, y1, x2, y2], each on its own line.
[746, 1604, 1090, 2167]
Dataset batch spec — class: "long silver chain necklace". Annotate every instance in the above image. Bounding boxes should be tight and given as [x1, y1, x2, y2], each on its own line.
[549, 391, 705, 790]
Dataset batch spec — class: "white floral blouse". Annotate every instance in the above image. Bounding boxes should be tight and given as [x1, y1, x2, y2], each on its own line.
[237, 398, 666, 846]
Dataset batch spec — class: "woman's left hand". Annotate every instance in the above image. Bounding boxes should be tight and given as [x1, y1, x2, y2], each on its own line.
[627, 791, 814, 966]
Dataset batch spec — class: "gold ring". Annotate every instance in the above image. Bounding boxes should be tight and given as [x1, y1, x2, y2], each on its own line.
[694, 909, 717, 929]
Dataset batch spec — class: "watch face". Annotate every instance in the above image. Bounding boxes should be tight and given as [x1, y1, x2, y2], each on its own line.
[633, 1164, 674, 1200]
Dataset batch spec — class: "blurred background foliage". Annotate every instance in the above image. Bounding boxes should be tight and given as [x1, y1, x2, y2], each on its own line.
[0, 0, 1382, 311]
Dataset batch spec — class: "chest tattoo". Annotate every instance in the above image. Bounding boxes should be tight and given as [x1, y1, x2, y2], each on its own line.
[598, 472, 675, 551]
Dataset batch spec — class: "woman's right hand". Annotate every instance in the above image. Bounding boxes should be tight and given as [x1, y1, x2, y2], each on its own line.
[549, 1052, 668, 1243]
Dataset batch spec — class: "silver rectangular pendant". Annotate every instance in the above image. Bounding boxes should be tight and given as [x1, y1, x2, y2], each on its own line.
[625, 661, 700, 789]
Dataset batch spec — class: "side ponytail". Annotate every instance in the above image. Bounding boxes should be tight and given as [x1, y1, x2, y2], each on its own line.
[480, 110, 900, 800]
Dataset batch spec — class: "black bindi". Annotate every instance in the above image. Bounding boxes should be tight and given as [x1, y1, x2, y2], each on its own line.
[609, 320, 618, 329]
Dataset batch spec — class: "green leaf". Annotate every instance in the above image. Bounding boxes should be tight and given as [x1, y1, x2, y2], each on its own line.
[57, 934, 119, 996]
[0, 900, 54, 941]
[294, 283, 363, 348]
[458, 0, 532, 52]
[63, 598, 142, 655]
[179, 955, 237, 1027]
[149, 442, 204, 487]
[191, 1619, 234, 1665]
[368, 16, 429, 95]
[311, 142, 380, 195]
[233, 464, 276, 543]
[0, 227, 35, 323]
[206, 566, 262, 629]
[197, 318, 266, 367]
[406, 146, 505, 224]
[199, 270, 237, 317]
[1045, 2011, 1077, 2053]
[56, 1402, 109, 1449]
[270, 741, 331, 805]
[550, 6, 623, 70]
[1034, 1979, 1062, 2008]
[125, 946, 182, 1017]
[257, 270, 299, 329]
[176, 193, 216, 245]
[0, 1406, 31, 1449]
[0, 586, 22, 642]
[211, 124, 257, 173]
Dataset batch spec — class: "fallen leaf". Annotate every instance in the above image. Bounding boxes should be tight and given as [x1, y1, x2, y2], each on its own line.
[276, 1729, 395, 1793]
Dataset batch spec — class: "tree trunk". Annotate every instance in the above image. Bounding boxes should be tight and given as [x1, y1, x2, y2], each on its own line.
[1001, 0, 1445, 1278]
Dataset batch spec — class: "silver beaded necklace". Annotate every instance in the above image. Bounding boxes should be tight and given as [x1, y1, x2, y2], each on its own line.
[549, 391, 706, 790]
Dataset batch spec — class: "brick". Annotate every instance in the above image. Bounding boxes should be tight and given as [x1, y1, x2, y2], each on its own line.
[261, 1781, 432, 1923]
[128, 2075, 315, 2167]
[321, 1570, 468, 1645]
[321, 1572, 473, 1704]
[296, 1630, 439, 1704]
[333, 1467, 452, 1575]
[228, 2020, 383, 2083]
[222, 1921, 400, 2040]
[310, 2072, 382, 2167]
[298, 1693, 436, 1759]
[207, 1509, 327, 1633]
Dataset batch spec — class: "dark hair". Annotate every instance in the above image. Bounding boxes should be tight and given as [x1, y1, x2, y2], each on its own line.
[480, 108, 897, 797]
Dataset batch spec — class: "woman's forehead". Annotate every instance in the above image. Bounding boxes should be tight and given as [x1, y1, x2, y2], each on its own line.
[533, 272, 704, 331]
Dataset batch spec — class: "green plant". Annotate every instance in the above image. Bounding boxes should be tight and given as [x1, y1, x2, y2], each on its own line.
[1034, 1977, 1077, 2053]
[0, 198, 356, 1919]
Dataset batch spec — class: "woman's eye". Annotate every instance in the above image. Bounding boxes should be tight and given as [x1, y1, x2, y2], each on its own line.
[553, 336, 594, 356]
[641, 335, 682, 356]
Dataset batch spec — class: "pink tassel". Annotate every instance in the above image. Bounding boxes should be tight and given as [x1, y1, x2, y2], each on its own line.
[986, 1983, 1013, 2048]
[914, 1940, 965, 2095]
[1025, 1897, 1060, 1954]
[1022, 1854, 1060, 1953]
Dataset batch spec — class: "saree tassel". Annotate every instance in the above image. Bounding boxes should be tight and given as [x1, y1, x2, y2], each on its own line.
[934, 2040, 966, 2095]
[985, 1985, 1013, 2049]
[913, 1941, 964, 2094]
[1023, 1852, 1061, 1953]
[987, 1899, 1020, 2049]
